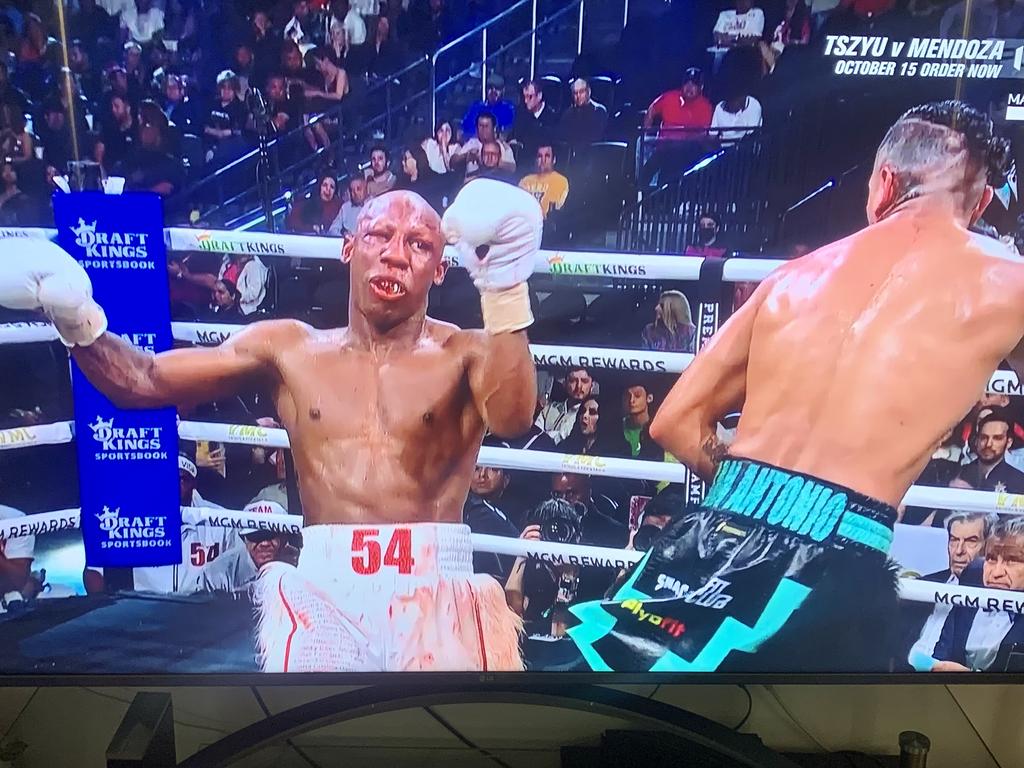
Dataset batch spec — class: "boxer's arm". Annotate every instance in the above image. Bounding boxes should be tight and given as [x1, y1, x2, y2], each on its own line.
[71, 321, 293, 410]
[466, 330, 537, 437]
[650, 281, 767, 482]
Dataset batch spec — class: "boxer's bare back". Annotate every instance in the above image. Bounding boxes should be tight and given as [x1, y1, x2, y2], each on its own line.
[71, 192, 537, 525]
[655, 202, 1024, 508]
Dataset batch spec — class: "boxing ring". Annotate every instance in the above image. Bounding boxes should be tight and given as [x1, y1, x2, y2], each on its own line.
[1, 225, 1023, 619]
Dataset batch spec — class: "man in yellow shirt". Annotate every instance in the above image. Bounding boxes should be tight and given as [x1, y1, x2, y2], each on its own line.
[518, 144, 569, 218]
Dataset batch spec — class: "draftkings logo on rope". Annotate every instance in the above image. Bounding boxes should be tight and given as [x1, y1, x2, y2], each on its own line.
[71, 219, 154, 270]
[89, 416, 168, 462]
[96, 505, 172, 551]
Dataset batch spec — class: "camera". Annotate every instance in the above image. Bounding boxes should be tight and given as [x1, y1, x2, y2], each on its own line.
[529, 498, 584, 545]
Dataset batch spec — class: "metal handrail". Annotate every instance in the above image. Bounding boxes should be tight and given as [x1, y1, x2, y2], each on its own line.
[430, 0, 534, 65]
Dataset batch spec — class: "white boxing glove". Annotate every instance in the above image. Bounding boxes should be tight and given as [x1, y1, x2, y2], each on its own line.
[441, 178, 542, 334]
[0, 239, 107, 347]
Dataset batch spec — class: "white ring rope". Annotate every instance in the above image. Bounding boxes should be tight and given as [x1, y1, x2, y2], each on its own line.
[3, 505, 1019, 612]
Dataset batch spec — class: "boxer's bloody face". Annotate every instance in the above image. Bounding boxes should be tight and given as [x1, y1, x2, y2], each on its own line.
[343, 192, 446, 331]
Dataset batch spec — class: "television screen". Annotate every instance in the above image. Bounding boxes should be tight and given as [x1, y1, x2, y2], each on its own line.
[1, 0, 1024, 680]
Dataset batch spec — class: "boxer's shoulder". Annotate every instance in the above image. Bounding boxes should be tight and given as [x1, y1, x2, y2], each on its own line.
[223, 318, 317, 358]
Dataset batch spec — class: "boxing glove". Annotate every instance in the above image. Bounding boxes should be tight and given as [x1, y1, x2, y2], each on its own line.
[0, 239, 107, 347]
[441, 178, 542, 334]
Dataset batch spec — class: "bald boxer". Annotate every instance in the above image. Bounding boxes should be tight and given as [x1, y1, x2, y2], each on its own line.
[570, 100, 1024, 673]
[0, 179, 541, 672]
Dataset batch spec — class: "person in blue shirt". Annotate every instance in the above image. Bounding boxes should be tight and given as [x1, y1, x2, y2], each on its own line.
[462, 73, 516, 138]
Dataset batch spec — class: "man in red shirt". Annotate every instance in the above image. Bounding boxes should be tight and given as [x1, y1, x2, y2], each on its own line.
[640, 67, 714, 186]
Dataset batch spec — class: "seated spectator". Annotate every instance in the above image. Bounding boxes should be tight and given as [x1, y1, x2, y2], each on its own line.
[68, 40, 102, 105]
[714, 0, 766, 47]
[511, 79, 559, 160]
[308, 47, 350, 105]
[168, 254, 214, 313]
[284, 0, 314, 48]
[451, 111, 515, 179]
[0, 503, 35, 601]
[518, 144, 569, 220]
[549, 473, 627, 547]
[643, 67, 714, 141]
[684, 211, 729, 257]
[711, 89, 763, 144]
[0, 105, 33, 163]
[0, 160, 36, 226]
[220, 254, 269, 316]
[122, 42, 147, 99]
[100, 94, 136, 167]
[233, 43, 256, 100]
[120, 0, 164, 44]
[357, 15, 404, 78]
[204, 70, 250, 161]
[398, 144, 447, 210]
[200, 501, 291, 595]
[204, 279, 245, 323]
[467, 139, 515, 184]
[422, 119, 460, 175]
[287, 171, 343, 234]
[250, 9, 281, 83]
[324, 19, 350, 67]
[907, 512, 992, 671]
[0, 63, 28, 121]
[328, 176, 369, 235]
[331, 0, 367, 48]
[771, 0, 812, 55]
[560, 396, 632, 458]
[621, 382, 654, 458]
[163, 74, 200, 136]
[37, 99, 78, 171]
[956, 409, 1024, 494]
[264, 73, 304, 136]
[464, 447, 520, 582]
[365, 145, 397, 197]
[70, 0, 118, 55]
[932, 516, 1024, 672]
[536, 366, 594, 445]
[116, 114, 186, 196]
[641, 290, 696, 352]
[462, 73, 515, 138]
[559, 79, 608, 147]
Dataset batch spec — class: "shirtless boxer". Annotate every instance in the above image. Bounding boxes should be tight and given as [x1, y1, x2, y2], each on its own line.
[0, 179, 541, 672]
[570, 100, 1024, 673]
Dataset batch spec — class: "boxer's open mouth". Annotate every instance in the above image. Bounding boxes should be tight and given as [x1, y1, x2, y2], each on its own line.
[369, 276, 407, 300]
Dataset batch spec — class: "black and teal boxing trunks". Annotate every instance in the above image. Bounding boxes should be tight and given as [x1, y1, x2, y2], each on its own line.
[568, 457, 897, 672]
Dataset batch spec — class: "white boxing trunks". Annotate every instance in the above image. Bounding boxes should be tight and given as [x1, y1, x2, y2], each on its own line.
[255, 523, 523, 672]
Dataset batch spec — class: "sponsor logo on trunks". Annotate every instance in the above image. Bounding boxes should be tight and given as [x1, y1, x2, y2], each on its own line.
[71, 219, 154, 269]
[655, 574, 734, 609]
[531, 353, 668, 373]
[935, 590, 1024, 615]
[620, 598, 686, 637]
[0, 427, 37, 447]
[703, 462, 848, 543]
[546, 254, 647, 277]
[89, 416, 168, 461]
[95, 505, 172, 550]
[195, 231, 286, 256]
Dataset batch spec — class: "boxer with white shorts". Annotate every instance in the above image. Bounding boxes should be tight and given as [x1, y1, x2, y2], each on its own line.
[0, 179, 541, 672]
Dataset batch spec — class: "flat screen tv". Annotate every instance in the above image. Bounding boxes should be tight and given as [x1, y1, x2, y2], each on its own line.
[0, 1, 1023, 682]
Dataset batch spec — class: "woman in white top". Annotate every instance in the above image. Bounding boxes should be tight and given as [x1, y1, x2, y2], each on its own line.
[711, 94, 763, 143]
[421, 119, 461, 175]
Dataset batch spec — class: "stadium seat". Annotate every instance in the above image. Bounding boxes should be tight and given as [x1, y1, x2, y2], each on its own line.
[540, 75, 565, 114]
[588, 75, 620, 113]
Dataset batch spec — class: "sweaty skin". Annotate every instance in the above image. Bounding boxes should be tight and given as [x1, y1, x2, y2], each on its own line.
[652, 199, 1024, 508]
[72, 192, 537, 525]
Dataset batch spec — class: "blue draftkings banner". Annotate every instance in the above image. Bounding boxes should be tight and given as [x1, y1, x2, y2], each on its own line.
[54, 192, 182, 567]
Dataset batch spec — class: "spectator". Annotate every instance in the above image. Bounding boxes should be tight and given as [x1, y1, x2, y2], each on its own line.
[325, 19, 350, 67]
[358, 15, 403, 77]
[549, 473, 627, 547]
[284, 0, 313, 47]
[405, 0, 453, 55]
[70, 0, 118, 54]
[365, 145, 397, 197]
[451, 111, 515, 179]
[511, 79, 559, 160]
[643, 67, 714, 139]
[116, 113, 186, 196]
[398, 144, 446, 209]
[68, 40, 102, 105]
[711, 87, 763, 144]
[203, 279, 245, 322]
[940, 0, 1024, 38]
[163, 74, 200, 136]
[120, 0, 164, 44]
[518, 144, 568, 220]
[250, 10, 281, 80]
[287, 171, 343, 234]
[932, 516, 1024, 672]
[0, 161, 35, 227]
[265, 73, 304, 136]
[641, 290, 696, 353]
[771, 0, 812, 55]
[331, 0, 367, 48]
[204, 70, 250, 160]
[684, 211, 728, 257]
[122, 42, 145, 99]
[168, 254, 213, 313]
[0, 63, 27, 121]
[328, 176, 369, 235]
[220, 254, 269, 316]
[308, 47, 350, 104]
[464, 455, 520, 581]
[200, 500, 290, 595]
[422, 119, 460, 175]
[621, 382, 654, 458]
[907, 512, 992, 671]
[536, 366, 594, 445]
[714, 0, 766, 47]
[956, 409, 1024, 494]
[0, 504, 34, 601]
[468, 139, 515, 184]
[233, 43, 256, 100]
[0, 105, 33, 163]
[560, 396, 631, 458]
[462, 73, 516, 138]
[101, 94, 137, 168]
[558, 79, 608, 147]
